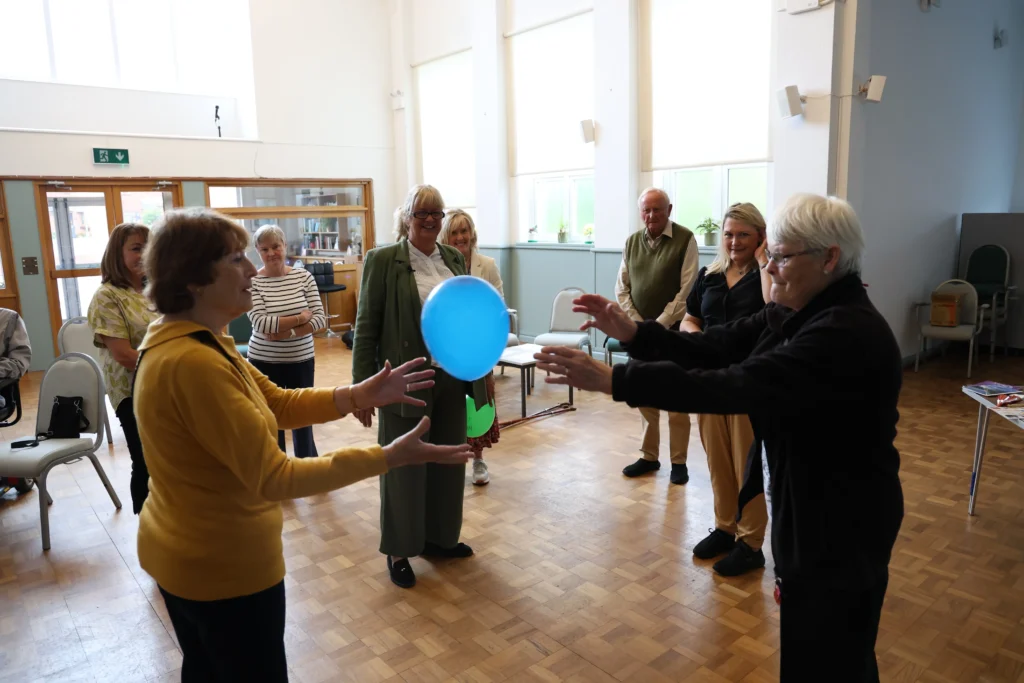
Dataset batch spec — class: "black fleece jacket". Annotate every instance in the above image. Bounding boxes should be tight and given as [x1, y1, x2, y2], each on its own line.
[612, 274, 904, 587]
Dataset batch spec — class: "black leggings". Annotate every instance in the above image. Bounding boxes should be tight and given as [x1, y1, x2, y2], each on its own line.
[247, 358, 318, 458]
[159, 581, 287, 683]
[114, 397, 148, 514]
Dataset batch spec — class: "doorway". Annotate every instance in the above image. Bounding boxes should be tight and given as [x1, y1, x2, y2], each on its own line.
[36, 181, 181, 353]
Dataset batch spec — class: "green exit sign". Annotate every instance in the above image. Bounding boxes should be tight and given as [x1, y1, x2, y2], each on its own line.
[93, 148, 129, 165]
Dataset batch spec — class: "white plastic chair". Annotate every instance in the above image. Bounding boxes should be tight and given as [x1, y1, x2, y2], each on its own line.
[533, 287, 593, 355]
[507, 309, 520, 348]
[57, 317, 115, 445]
[0, 353, 122, 550]
[914, 279, 988, 378]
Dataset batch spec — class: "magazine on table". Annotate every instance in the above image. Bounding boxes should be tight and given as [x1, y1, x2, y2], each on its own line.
[964, 381, 1022, 396]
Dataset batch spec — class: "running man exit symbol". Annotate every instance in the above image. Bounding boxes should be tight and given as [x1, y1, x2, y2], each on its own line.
[93, 148, 130, 165]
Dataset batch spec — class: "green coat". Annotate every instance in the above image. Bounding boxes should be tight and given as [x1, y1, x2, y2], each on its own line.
[352, 239, 488, 418]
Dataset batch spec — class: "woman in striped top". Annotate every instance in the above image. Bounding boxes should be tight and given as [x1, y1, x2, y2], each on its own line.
[247, 225, 327, 458]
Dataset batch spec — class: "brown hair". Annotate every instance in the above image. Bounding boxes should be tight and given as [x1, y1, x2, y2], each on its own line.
[706, 202, 767, 275]
[144, 208, 250, 314]
[101, 223, 150, 289]
[439, 209, 478, 251]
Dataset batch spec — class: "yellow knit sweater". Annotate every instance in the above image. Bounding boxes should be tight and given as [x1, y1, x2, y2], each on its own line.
[134, 320, 387, 601]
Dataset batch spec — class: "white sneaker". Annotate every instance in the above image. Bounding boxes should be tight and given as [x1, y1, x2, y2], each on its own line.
[472, 459, 490, 486]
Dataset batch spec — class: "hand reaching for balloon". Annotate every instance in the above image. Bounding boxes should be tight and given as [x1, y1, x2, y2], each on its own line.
[572, 294, 639, 344]
[383, 417, 474, 468]
[533, 347, 614, 395]
[353, 358, 435, 409]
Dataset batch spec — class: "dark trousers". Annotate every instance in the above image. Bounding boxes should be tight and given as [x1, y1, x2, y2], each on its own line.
[779, 575, 888, 682]
[248, 358, 318, 458]
[159, 581, 287, 683]
[114, 397, 148, 514]
[378, 369, 467, 558]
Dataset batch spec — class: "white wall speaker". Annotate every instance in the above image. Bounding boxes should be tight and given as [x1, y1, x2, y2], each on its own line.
[863, 75, 886, 103]
[580, 119, 595, 143]
[776, 85, 804, 118]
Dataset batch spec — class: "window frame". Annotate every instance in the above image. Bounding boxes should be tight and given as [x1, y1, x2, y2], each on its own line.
[518, 170, 595, 244]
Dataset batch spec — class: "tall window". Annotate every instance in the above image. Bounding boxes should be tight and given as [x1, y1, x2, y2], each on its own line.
[654, 163, 769, 235]
[647, 0, 771, 170]
[415, 50, 476, 210]
[0, 0, 253, 98]
[508, 12, 595, 243]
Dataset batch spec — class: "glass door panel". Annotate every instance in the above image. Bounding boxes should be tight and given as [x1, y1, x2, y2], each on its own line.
[119, 190, 175, 226]
[46, 191, 110, 270]
[57, 275, 103, 321]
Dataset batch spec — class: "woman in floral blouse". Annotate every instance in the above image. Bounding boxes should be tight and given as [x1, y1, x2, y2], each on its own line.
[87, 223, 159, 513]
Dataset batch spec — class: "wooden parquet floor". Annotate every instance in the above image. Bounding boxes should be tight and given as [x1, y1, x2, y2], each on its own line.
[0, 339, 1022, 682]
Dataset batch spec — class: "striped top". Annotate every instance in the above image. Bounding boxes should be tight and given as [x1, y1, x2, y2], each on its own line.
[247, 268, 326, 363]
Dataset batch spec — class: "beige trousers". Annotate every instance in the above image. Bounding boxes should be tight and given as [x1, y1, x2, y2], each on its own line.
[639, 407, 690, 464]
[697, 413, 768, 550]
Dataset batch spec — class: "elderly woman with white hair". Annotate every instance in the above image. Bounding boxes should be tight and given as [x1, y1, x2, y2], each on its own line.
[534, 194, 903, 682]
[247, 224, 327, 458]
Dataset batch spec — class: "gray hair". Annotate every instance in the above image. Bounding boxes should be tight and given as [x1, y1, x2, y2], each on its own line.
[439, 209, 478, 251]
[393, 184, 445, 240]
[637, 187, 670, 209]
[253, 224, 286, 248]
[769, 194, 864, 276]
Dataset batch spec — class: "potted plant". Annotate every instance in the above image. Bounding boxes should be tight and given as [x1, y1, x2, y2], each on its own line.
[557, 221, 569, 244]
[695, 217, 720, 247]
[582, 224, 594, 244]
[528, 225, 539, 243]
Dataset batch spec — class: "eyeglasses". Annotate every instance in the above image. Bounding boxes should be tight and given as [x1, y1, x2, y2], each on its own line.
[763, 248, 822, 267]
[412, 210, 445, 220]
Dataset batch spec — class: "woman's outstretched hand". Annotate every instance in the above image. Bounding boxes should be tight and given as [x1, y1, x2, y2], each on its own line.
[383, 417, 474, 468]
[355, 358, 435, 409]
[572, 294, 639, 344]
[534, 347, 614, 395]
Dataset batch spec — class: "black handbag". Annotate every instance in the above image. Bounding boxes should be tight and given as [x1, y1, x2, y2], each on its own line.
[40, 396, 90, 439]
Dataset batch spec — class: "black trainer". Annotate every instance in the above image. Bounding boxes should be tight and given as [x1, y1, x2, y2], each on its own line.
[421, 541, 474, 558]
[622, 458, 660, 477]
[693, 528, 736, 560]
[670, 464, 689, 485]
[712, 540, 766, 577]
[387, 556, 416, 588]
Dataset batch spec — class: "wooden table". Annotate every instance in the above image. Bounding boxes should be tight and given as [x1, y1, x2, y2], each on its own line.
[962, 387, 1024, 515]
[498, 343, 573, 418]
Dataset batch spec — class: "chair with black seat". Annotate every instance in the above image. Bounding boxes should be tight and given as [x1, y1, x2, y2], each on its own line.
[964, 244, 1016, 361]
[306, 261, 347, 339]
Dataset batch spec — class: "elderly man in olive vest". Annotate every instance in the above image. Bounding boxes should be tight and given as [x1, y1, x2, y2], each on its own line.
[614, 187, 699, 485]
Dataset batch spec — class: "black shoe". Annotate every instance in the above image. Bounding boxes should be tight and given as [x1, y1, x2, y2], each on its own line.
[387, 556, 416, 588]
[622, 458, 660, 477]
[421, 541, 474, 558]
[693, 528, 736, 560]
[712, 540, 766, 577]
[670, 464, 689, 485]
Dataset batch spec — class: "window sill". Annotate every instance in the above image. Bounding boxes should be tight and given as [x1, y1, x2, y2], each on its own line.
[697, 245, 718, 255]
[515, 242, 593, 250]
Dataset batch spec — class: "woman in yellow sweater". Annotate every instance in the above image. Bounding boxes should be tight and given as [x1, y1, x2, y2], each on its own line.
[134, 208, 472, 683]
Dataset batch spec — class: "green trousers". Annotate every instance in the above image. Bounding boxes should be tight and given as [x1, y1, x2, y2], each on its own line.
[378, 369, 467, 558]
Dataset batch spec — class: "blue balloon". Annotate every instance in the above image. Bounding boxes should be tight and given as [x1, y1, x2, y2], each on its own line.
[421, 276, 509, 382]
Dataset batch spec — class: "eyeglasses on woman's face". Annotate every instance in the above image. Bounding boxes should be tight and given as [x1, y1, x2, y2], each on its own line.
[763, 247, 823, 268]
[412, 210, 445, 221]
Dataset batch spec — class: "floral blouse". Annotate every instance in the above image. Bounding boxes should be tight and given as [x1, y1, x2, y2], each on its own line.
[87, 283, 158, 409]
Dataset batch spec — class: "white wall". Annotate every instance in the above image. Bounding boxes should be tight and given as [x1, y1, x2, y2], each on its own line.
[846, 0, 1024, 355]
[0, 0, 396, 235]
[0, 80, 245, 139]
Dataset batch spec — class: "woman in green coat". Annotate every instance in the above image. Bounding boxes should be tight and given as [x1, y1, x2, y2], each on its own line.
[353, 184, 488, 589]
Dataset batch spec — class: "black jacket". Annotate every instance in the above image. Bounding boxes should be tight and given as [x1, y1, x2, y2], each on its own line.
[612, 274, 904, 587]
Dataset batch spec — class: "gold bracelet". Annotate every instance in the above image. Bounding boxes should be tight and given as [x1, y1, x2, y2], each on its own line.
[349, 385, 363, 412]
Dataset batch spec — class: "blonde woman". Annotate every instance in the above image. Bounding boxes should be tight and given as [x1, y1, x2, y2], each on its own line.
[439, 209, 503, 486]
[681, 202, 772, 576]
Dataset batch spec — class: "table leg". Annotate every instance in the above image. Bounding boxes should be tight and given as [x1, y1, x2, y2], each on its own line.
[968, 404, 992, 516]
[520, 367, 527, 418]
[527, 366, 534, 395]
[569, 385, 574, 406]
